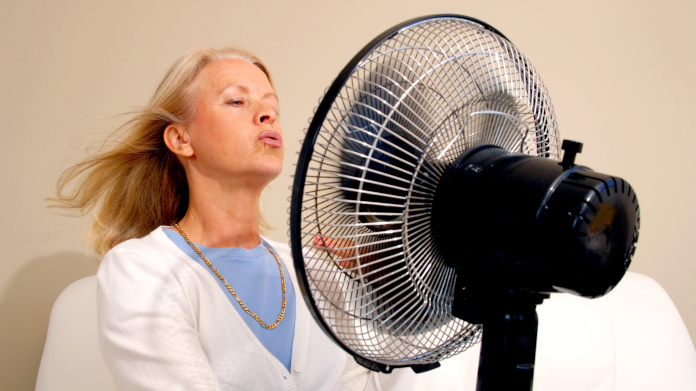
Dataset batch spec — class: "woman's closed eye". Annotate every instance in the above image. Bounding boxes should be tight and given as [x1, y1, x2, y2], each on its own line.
[226, 98, 245, 106]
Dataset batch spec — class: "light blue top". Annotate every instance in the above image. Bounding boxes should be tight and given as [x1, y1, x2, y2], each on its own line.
[165, 229, 296, 371]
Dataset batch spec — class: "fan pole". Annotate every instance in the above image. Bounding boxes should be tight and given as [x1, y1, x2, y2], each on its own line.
[476, 300, 541, 391]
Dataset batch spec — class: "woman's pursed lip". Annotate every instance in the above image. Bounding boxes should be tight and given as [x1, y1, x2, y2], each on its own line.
[259, 130, 282, 147]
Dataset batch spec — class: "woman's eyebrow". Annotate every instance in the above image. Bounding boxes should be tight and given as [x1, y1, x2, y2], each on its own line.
[219, 84, 248, 95]
[263, 92, 279, 102]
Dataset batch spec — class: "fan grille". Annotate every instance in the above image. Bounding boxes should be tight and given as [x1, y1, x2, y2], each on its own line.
[293, 16, 560, 367]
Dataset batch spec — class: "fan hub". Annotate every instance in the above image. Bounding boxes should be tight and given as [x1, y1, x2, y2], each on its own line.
[432, 143, 640, 314]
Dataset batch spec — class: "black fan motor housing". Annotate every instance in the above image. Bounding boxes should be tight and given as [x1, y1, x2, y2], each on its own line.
[431, 141, 639, 322]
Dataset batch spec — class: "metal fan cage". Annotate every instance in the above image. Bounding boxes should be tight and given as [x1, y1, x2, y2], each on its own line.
[292, 15, 560, 368]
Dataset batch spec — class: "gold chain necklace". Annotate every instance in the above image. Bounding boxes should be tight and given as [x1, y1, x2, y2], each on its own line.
[173, 223, 286, 330]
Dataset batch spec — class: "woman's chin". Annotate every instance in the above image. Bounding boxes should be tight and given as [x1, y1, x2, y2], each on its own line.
[255, 162, 283, 182]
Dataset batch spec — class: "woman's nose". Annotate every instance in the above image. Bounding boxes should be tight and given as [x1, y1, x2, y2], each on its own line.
[256, 105, 277, 125]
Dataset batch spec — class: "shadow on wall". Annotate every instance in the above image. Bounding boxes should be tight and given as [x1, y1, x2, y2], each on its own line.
[0, 252, 97, 391]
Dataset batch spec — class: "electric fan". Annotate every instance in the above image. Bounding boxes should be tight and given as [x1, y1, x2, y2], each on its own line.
[290, 15, 639, 390]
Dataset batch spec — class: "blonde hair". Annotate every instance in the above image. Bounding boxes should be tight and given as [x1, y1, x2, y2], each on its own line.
[51, 47, 273, 256]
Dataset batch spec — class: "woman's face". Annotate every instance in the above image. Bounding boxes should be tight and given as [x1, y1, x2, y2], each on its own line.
[183, 58, 283, 188]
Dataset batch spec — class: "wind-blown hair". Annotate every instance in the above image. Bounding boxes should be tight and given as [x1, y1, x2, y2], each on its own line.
[51, 47, 273, 256]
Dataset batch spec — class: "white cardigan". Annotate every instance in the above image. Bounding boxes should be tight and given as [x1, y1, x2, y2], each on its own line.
[94, 226, 696, 390]
[97, 226, 387, 390]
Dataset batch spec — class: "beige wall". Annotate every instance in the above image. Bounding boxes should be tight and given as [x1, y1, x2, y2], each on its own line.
[2, 0, 694, 389]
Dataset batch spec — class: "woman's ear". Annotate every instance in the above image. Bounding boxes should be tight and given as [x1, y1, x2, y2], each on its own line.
[163, 124, 194, 157]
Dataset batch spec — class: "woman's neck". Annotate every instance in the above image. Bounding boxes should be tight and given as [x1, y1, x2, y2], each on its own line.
[177, 181, 264, 249]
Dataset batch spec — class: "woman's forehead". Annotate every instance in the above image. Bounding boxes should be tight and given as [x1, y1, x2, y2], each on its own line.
[196, 58, 272, 94]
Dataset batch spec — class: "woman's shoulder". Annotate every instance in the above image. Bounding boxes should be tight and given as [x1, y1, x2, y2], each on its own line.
[106, 226, 171, 254]
[100, 226, 187, 272]
[261, 236, 290, 253]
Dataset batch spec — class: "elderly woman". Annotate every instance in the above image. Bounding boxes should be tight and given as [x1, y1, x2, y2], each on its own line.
[53, 47, 400, 390]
